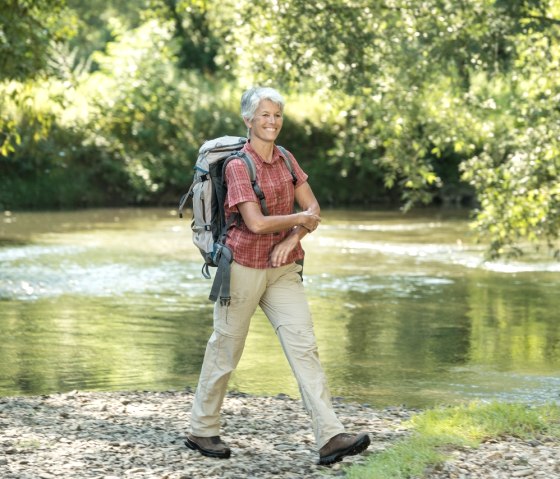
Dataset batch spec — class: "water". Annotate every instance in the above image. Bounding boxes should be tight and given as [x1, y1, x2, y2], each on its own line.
[0, 208, 559, 408]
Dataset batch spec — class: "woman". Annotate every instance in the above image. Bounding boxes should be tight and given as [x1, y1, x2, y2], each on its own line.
[185, 87, 370, 465]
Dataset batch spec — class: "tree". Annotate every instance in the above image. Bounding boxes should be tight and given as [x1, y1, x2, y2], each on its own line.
[219, 0, 560, 256]
[462, 2, 560, 257]
[0, 0, 74, 157]
[0, 0, 71, 81]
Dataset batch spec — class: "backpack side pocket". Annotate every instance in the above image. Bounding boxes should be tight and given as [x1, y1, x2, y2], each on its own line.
[191, 179, 214, 262]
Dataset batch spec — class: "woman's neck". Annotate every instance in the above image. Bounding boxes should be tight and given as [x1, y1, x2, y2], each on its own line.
[249, 138, 275, 163]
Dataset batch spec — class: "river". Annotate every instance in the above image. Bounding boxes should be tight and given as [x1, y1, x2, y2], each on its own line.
[0, 208, 559, 408]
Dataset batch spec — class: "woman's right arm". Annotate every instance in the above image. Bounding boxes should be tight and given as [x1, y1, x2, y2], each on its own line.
[237, 201, 320, 235]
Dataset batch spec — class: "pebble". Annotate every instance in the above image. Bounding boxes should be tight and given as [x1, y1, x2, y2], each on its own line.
[0, 390, 558, 478]
[428, 436, 560, 479]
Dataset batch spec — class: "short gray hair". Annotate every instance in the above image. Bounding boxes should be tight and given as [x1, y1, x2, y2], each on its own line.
[241, 87, 285, 122]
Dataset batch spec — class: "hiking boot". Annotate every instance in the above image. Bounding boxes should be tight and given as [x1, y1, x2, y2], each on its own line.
[318, 432, 370, 465]
[184, 434, 231, 459]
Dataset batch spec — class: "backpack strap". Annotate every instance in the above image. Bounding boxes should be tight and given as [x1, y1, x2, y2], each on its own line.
[222, 151, 270, 215]
[222, 147, 297, 216]
[276, 145, 298, 186]
[208, 243, 233, 306]
[178, 182, 195, 218]
[205, 211, 238, 304]
[276, 146, 298, 217]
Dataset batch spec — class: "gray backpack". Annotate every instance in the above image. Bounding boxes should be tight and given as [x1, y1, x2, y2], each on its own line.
[178, 136, 296, 305]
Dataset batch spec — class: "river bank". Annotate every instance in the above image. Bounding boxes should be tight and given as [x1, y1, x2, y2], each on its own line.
[0, 389, 558, 478]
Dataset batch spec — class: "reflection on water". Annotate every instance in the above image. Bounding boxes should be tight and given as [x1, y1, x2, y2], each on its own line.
[0, 208, 559, 408]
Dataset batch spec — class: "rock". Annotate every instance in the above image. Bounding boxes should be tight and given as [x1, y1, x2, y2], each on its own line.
[511, 469, 534, 477]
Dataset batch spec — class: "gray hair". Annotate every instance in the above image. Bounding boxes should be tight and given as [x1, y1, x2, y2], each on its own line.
[241, 87, 285, 122]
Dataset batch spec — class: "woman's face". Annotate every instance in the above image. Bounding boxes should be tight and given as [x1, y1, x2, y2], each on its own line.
[247, 99, 283, 143]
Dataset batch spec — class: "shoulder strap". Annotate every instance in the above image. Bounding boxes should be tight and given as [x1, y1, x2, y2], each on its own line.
[221, 146, 297, 216]
[223, 151, 269, 215]
[223, 151, 256, 182]
[276, 145, 298, 185]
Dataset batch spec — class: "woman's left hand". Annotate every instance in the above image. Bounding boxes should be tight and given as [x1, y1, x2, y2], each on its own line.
[270, 234, 299, 267]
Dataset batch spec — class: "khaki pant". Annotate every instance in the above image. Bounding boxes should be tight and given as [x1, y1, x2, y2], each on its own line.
[190, 261, 345, 448]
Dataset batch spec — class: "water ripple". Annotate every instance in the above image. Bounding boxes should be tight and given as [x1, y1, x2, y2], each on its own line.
[0, 247, 209, 301]
[309, 273, 455, 294]
[0, 244, 87, 262]
[316, 238, 560, 273]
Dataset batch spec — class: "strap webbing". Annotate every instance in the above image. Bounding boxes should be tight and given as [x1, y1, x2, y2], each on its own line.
[208, 244, 233, 305]
[277, 145, 297, 185]
[253, 182, 268, 215]
[178, 181, 195, 218]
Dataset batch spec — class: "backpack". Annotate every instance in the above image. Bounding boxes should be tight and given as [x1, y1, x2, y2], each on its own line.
[178, 135, 297, 305]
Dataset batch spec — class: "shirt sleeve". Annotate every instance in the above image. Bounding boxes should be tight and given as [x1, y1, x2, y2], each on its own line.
[224, 158, 258, 209]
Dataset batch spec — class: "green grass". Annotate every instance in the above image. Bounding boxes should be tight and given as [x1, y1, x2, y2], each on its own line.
[343, 402, 560, 479]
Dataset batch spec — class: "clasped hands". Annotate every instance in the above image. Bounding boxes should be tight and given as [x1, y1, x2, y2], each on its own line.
[270, 209, 321, 267]
[298, 209, 321, 233]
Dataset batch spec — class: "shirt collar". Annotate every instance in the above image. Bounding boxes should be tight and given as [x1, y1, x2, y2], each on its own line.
[245, 141, 280, 165]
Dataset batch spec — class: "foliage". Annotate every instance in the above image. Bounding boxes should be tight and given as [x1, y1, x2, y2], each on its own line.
[461, 20, 560, 258]
[145, 0, 224, 73]
[224, 0, 560, 255]
[0, 0, 74, 81]
[0, 0, 76, 157]
[1, 0, 560, 256]
[345, 402, 560, 479]
[65, 0, 145, 62]
[85, 18, 245, 204]
[0, 79, 132, 209]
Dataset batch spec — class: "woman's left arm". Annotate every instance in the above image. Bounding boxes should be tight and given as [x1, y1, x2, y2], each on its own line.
[270, 182, 321, 267]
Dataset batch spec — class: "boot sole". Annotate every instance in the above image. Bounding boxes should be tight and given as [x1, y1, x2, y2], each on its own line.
[318, 434, 371, 465]
[184, 437, 231, 459]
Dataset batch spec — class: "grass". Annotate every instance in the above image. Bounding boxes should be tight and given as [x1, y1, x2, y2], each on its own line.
[343, 401, 560, 479]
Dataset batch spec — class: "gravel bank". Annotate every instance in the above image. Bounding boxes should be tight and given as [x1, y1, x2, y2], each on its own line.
[0, 389, 558, 478]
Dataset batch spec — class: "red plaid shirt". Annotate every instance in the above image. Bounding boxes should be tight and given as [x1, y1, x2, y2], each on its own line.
[224, 142, 309, 269]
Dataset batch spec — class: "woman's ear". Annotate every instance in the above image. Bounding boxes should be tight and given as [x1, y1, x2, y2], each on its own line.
[243, 117, 252, 129]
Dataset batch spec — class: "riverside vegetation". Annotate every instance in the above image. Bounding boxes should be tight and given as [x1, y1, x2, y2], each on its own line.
[2, 0, 560, 259]
[0, 389, 558, 479]
[2, 3, 560, 476]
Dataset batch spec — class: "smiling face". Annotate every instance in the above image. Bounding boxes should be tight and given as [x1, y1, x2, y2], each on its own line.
[245, 99, 283, 144]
